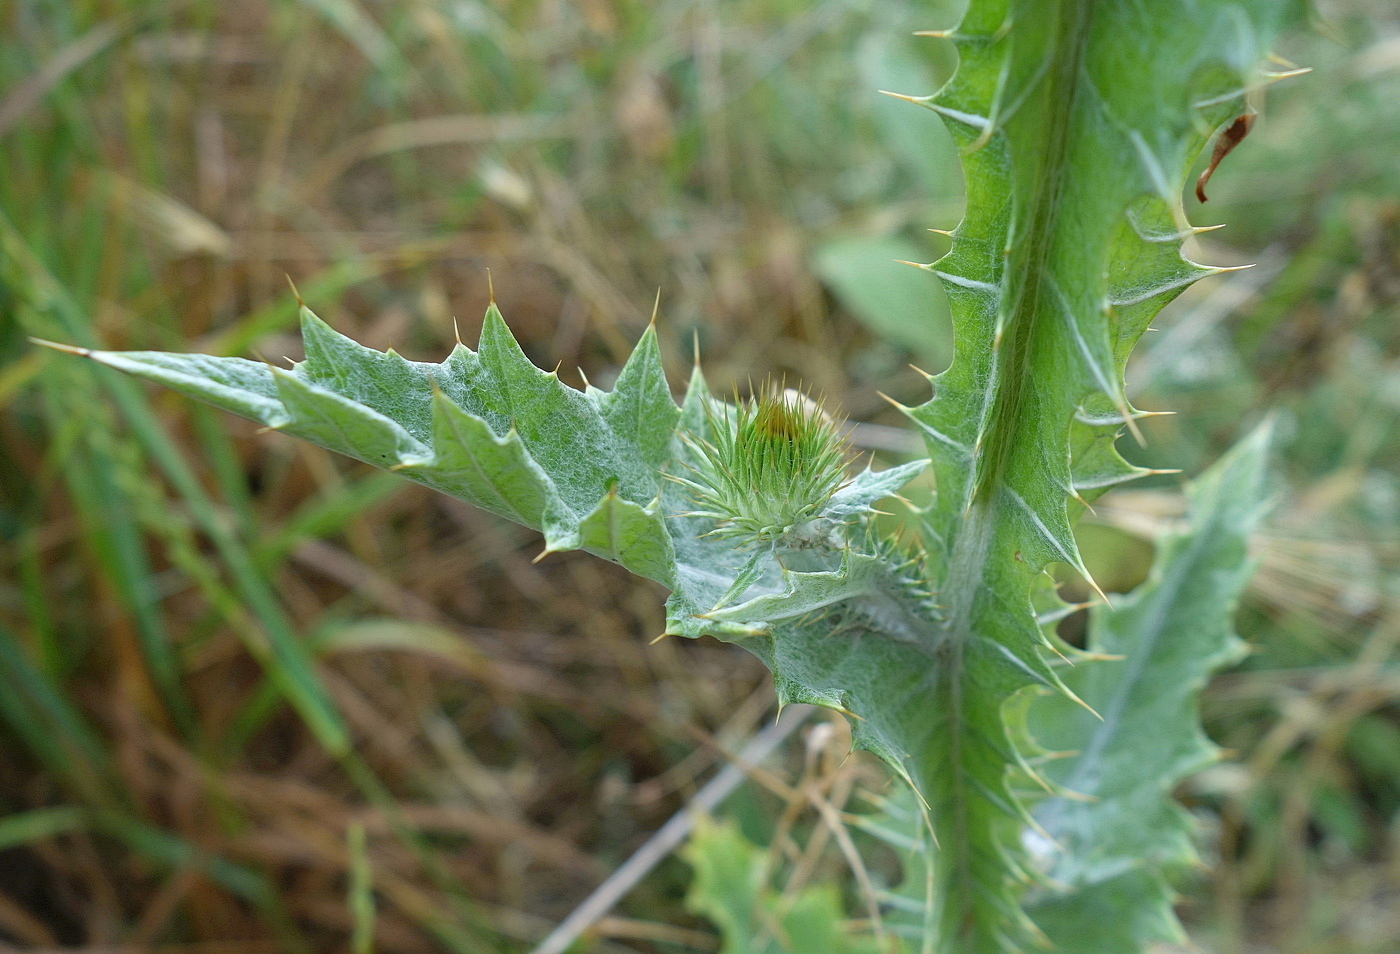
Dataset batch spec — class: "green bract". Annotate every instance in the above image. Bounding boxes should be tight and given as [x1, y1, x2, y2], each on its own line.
[672, 387, 852, 545]
[43, 1, 1308, 950]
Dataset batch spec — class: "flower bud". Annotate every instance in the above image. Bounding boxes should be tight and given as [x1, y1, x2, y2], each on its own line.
[676, 383, 851, 544]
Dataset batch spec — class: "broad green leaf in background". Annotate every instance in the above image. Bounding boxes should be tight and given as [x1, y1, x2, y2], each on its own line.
[813, 235, 953, 367]
[855, 29, 961, 203]
[810, 28, 962, 369]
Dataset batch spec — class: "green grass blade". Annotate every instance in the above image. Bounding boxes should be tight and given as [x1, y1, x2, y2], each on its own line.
[4, 215, 351, 756]
[0, 623, 116, 806]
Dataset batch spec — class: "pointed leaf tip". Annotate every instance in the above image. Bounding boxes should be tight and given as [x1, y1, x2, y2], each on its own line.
[29, 337, 91, 357]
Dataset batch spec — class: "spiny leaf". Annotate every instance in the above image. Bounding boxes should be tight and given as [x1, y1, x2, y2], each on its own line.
[56, 306, 929, 644]
[1025, 424, 1274, 951]
[855, 1, 1306, 949]
[68, 303, 681, 585]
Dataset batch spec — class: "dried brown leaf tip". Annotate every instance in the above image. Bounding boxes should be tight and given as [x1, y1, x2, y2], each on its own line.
[1196, 112, 1256, 203]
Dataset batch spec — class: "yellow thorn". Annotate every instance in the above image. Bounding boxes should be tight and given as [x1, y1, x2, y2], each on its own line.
[927, 227, 955, 238]
[650, 287, 661, 327]
[1262, 66, 1311, 82]
[1042, 633, 1075, 666]
[968, 116, 998, 153]
[878, 89, 926, 106]
[1123, 408, 1145, 447]
[906, 776, 934, 818]
[532, 547, 552, 564]
[875, 390, 907, 412]
[692, 328, 701, 369]
[1082, 570, 1112, 612]
[285, 274, 304, 307]
[486, 268, 496, 304]
[1059, 678, 1103, 720]
[28, 337, 91, 357]
[649, 632, 674, 645]
[578, 367, 591, 388]
[1075, 650, 1127, 663]
[1072, 490, 1096, 517]
[452, 316, 463, 346]
[912, 28, 952, 38]
[892, 258, 931, 271]
[1022, 761, 1062, 799]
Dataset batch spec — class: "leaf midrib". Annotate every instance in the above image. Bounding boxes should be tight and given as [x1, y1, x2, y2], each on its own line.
[932, 0, 1096, 944]
[973, 0, 1092, 506]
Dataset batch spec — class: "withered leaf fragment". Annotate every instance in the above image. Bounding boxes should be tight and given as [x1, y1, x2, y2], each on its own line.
[1195, 112, 1256, 203]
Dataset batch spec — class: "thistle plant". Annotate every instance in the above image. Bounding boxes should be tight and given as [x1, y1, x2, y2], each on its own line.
[40, 0, 1308, 950]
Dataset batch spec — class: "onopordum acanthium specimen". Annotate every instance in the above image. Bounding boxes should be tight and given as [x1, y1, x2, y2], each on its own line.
[42, 0, 1308, 950]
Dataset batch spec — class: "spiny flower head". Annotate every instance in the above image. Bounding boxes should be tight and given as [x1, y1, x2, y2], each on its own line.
[676, 383, 852, 544]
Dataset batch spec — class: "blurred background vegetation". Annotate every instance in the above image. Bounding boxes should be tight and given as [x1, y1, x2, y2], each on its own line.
[1, 0, 1398, 951]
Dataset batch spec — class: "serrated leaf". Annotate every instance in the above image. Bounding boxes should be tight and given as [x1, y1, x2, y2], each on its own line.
[575, 490, 675, 585]
[78, 303, 685, 584]
[701, 550, 926, 642]
[272, 366, 425, 465]
[73, 305, 925, 614]
[1024, 425, 1272, 952]
[400, 391, 556, 529]
[826, 459, 929, 518]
